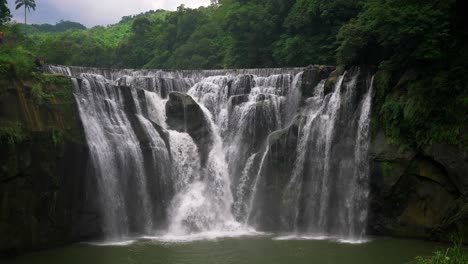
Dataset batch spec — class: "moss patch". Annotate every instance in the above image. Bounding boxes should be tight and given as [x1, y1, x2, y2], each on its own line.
[0, 121, 28, 145]
[29, 73, 73, 105]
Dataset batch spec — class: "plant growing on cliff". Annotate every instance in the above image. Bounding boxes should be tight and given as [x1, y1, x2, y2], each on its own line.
[30, 74, 73, 105]
[415, 237, 467, 264]
[0, 121, 27, 145]
[31, 82, 51, 104]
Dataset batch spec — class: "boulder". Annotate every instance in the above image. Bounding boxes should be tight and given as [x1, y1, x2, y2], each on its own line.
[229, 94, 249, 107]
[227, 74, 254, 97]
[301, 65, 336, 98]
[166, 92, 213, 166]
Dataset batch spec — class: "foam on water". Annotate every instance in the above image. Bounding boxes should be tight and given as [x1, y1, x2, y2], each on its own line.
[86, 240, 137, 247]
[143, 230, 264, 243]
[273, 235, 370, 244]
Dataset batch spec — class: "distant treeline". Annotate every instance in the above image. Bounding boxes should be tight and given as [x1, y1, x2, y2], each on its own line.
[20, 20, 86, 34]
[10, 0, 461, 71]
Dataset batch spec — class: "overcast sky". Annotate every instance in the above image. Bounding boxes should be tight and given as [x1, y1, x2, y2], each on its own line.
[7, 0, 211, 27]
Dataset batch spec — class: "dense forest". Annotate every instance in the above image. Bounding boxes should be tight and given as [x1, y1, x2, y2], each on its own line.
[0, 0, 467, 149]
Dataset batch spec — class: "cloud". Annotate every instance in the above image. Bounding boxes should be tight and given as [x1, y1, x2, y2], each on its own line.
[8, 0, 211, 27]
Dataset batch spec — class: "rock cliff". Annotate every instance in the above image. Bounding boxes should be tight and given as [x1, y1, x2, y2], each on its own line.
[0, 74, 99, 256]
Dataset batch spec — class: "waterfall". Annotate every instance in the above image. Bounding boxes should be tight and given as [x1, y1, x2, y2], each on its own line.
[48, 65, 372, 243]
[72, 75, 155, 239]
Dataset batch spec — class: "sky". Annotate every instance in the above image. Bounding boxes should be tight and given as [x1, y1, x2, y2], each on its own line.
[7, 0, 211, 27]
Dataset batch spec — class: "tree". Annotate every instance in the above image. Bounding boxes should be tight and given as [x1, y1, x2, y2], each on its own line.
[15, 0, 36, 25]
[0, 0, 11, 26]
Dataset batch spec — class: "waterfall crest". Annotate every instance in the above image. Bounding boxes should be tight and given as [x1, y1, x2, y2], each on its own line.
[48, 65, 373, 243]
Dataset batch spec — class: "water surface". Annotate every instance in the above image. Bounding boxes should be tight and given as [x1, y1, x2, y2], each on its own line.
[4, 236, 454, 264]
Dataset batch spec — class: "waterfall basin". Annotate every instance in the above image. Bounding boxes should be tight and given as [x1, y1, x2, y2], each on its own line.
[4, 236, 462, 264]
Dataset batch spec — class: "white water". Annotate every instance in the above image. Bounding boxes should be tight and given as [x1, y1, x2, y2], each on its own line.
[166, 104, 244, 236]
[50, 65, 372, 244]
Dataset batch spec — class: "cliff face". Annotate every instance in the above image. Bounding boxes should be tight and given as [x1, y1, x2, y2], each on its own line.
[0, 74, 100, 256]
[368, 132, 468, 241]
[300, 65, 468, 242]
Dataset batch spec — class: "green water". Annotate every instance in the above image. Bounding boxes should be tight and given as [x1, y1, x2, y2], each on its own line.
[3, 236, 458, 264]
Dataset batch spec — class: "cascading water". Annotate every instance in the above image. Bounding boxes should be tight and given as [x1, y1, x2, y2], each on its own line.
[47, 65, 373, 243]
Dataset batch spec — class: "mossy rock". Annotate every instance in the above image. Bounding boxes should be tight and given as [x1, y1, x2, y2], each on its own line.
[409, 158, 448, 185]
[0, 74, 97, 256]
[301, 65, 336, 98]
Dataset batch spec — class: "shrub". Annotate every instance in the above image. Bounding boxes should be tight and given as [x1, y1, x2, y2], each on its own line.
[0, 121, 28, 145]
[0, 46, 36, 78]
[415, 238, 467, 264]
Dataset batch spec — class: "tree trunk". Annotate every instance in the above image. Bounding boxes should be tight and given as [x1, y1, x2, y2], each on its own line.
[24, 6, 26, 24]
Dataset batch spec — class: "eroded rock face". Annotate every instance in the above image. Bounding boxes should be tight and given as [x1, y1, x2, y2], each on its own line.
[368, 131, 468, 241]
[166, 92, 213, 166]
[424, 144, 468, 197]
[0, 75, 99, 256]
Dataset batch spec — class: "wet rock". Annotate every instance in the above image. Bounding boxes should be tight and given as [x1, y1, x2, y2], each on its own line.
[166, 92, 213, 166]
[227, 74, 254, 97]
[256, 94, 267, 102]
[251, 117, 301, 230]
[229, 94, 249, 107]
[301, 65, 336, 98]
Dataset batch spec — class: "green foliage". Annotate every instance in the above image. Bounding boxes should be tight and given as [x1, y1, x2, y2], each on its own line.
[0, 0, 464, 151]
[380, 67, 468, 149]
[19, 20, 86, 34]
[275, 0, 363, 66]
[415, 238, 467, 264]
[0, 45, 36, 78]
[31, 82, 50, 104]
[51, 129, 64, 149]
[221, 1, 276, 67]
[30, 73, 73, 104]
[22, 1, 364, 68]
[336, 0, 466, 148]
[0, 120, 28, 145]
[0, 0, 11, 26]
[32, 29, 114, 67]
[337, 0, 452, 66]
[0, 23, 37, 77]
[28, 10, 170, 67]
